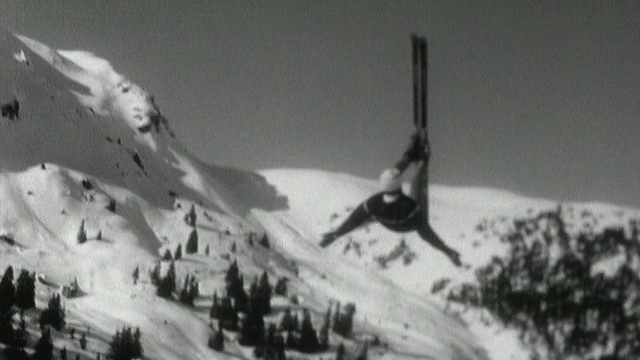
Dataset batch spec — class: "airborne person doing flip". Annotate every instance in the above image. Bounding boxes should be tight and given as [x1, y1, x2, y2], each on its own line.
[319, 35, 462, 267]
[319, 132, 462, 267]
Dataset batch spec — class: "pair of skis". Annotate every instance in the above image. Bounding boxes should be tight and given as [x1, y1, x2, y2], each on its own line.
[411, 34, 429, 221]
[412, 34, 428, 135]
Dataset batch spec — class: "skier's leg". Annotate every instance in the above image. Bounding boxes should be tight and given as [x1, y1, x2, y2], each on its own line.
[320, 203, 372, 247]
[416, 217, 461, 266]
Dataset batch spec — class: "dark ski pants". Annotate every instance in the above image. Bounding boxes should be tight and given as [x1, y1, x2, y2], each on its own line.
[330, 201, 455, 258]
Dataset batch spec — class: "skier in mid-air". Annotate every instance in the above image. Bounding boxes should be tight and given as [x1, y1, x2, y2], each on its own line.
[320, 131, 462, 267]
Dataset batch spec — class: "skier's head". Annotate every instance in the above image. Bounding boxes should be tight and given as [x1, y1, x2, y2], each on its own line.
[379, 168, 402, 193]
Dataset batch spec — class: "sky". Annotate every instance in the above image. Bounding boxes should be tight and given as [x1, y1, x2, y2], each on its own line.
[1, 0, 639, 208]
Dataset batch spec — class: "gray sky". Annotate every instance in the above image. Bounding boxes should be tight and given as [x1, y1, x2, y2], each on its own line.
[2, 0, 639, 208]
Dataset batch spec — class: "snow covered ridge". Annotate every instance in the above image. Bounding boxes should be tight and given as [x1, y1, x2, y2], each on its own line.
[15, 35, 169, 136]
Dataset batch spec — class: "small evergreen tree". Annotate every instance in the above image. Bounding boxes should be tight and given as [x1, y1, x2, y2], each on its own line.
[285, 330, 298, 350]
[218, 295, 238, 331]
[132, 327, 143, 359]
[60, 346, 68, 360]
[319, 304, 331, 350]
[278, 307, 296, 332]
[77, 219, 87, 244]
[132, 266, 139, 285]
[149, 261, 161, 286]
[15, 270, 35, 310]
[225, 262, 248, 312]
[298, 308, 319, 353]
[252, 323, 266, 358]
[333, 302, 356, 337]
[179, 274, 198, 306]
[79, 332, 87, 350]
[186, 229, 198, 254]
[184, 204, 197, 227]
[0, 266, 15, 313]
[205, 244, 210, 256]
[239, 305, 265, 346]
[210, 291, 221, 319]
[107, 199, 117, 213]
[32, 328, 54, 360]
[162, 249, 173, 261]
[0, 310, 14, 345]
[4, 312, 27, 360]
[40, 293, 66, 330]
[257, 271, 272, 315]
[157, 261, 176, 298]
[208, 324, 224, 351]
[96, 230, 103, 241]
[264, 323, 286, 360]
[174, 244, 183, 260]
[259, 233, 270, 248]
[355, 341, 369, 360]
[336, 343, 346, 360]
[274, 277, 288, 296]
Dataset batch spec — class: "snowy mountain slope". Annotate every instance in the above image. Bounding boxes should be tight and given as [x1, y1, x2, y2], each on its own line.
[0, 28, 491, 360]
[259, 169, 640, 360]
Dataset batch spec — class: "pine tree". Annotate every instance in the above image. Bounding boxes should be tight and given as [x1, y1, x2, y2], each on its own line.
[263, 323, 285, 360]
[208, 324, 224, 351]
[5, 312, 27, 360]
[33, 328, 54, 360]
[186, 229, 198, 254]
[259, 233, 270, 248]
[79, 332, 87, 350]
[179, 274, 191, 305]
[333, 302, 356, 337]
[132, 327, 142, 359]
[0, 310, 14, 345]
[278, 307, 295, 332]
[252, 322, 266, 358]
[77, 219, 87, 244]
[225, 261, 248, 312]
[210, 291, 221, 319]
[298, 308, 319, 353]
[174, 244, 183, 260]
[257, 271, 272, 315]
[239, 305, 265, 346]
[132, 266, 139, 285]
[40, 293, 66, 330]
[149, 261, 161, 286]
[332, 302, 341, 333]
[107, 199, 117, 213]
[205, 244, 210, 256]
[335, 343, 346, 360]
[355, 341, 369, 360]
[60, 346, 68, 360]
[184, 204, 197, 227]
[319, 304, 331, 350]
[157, 261, 176, 298]
[96, 230, 103, 241]
[0, 266, 15, 313]
[285, 330, 298, 350]
[274, 277, 288, 296]
[162, 249, 173, 261]
[219, 295, 238, 330]
[15, 270, 35, 310]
